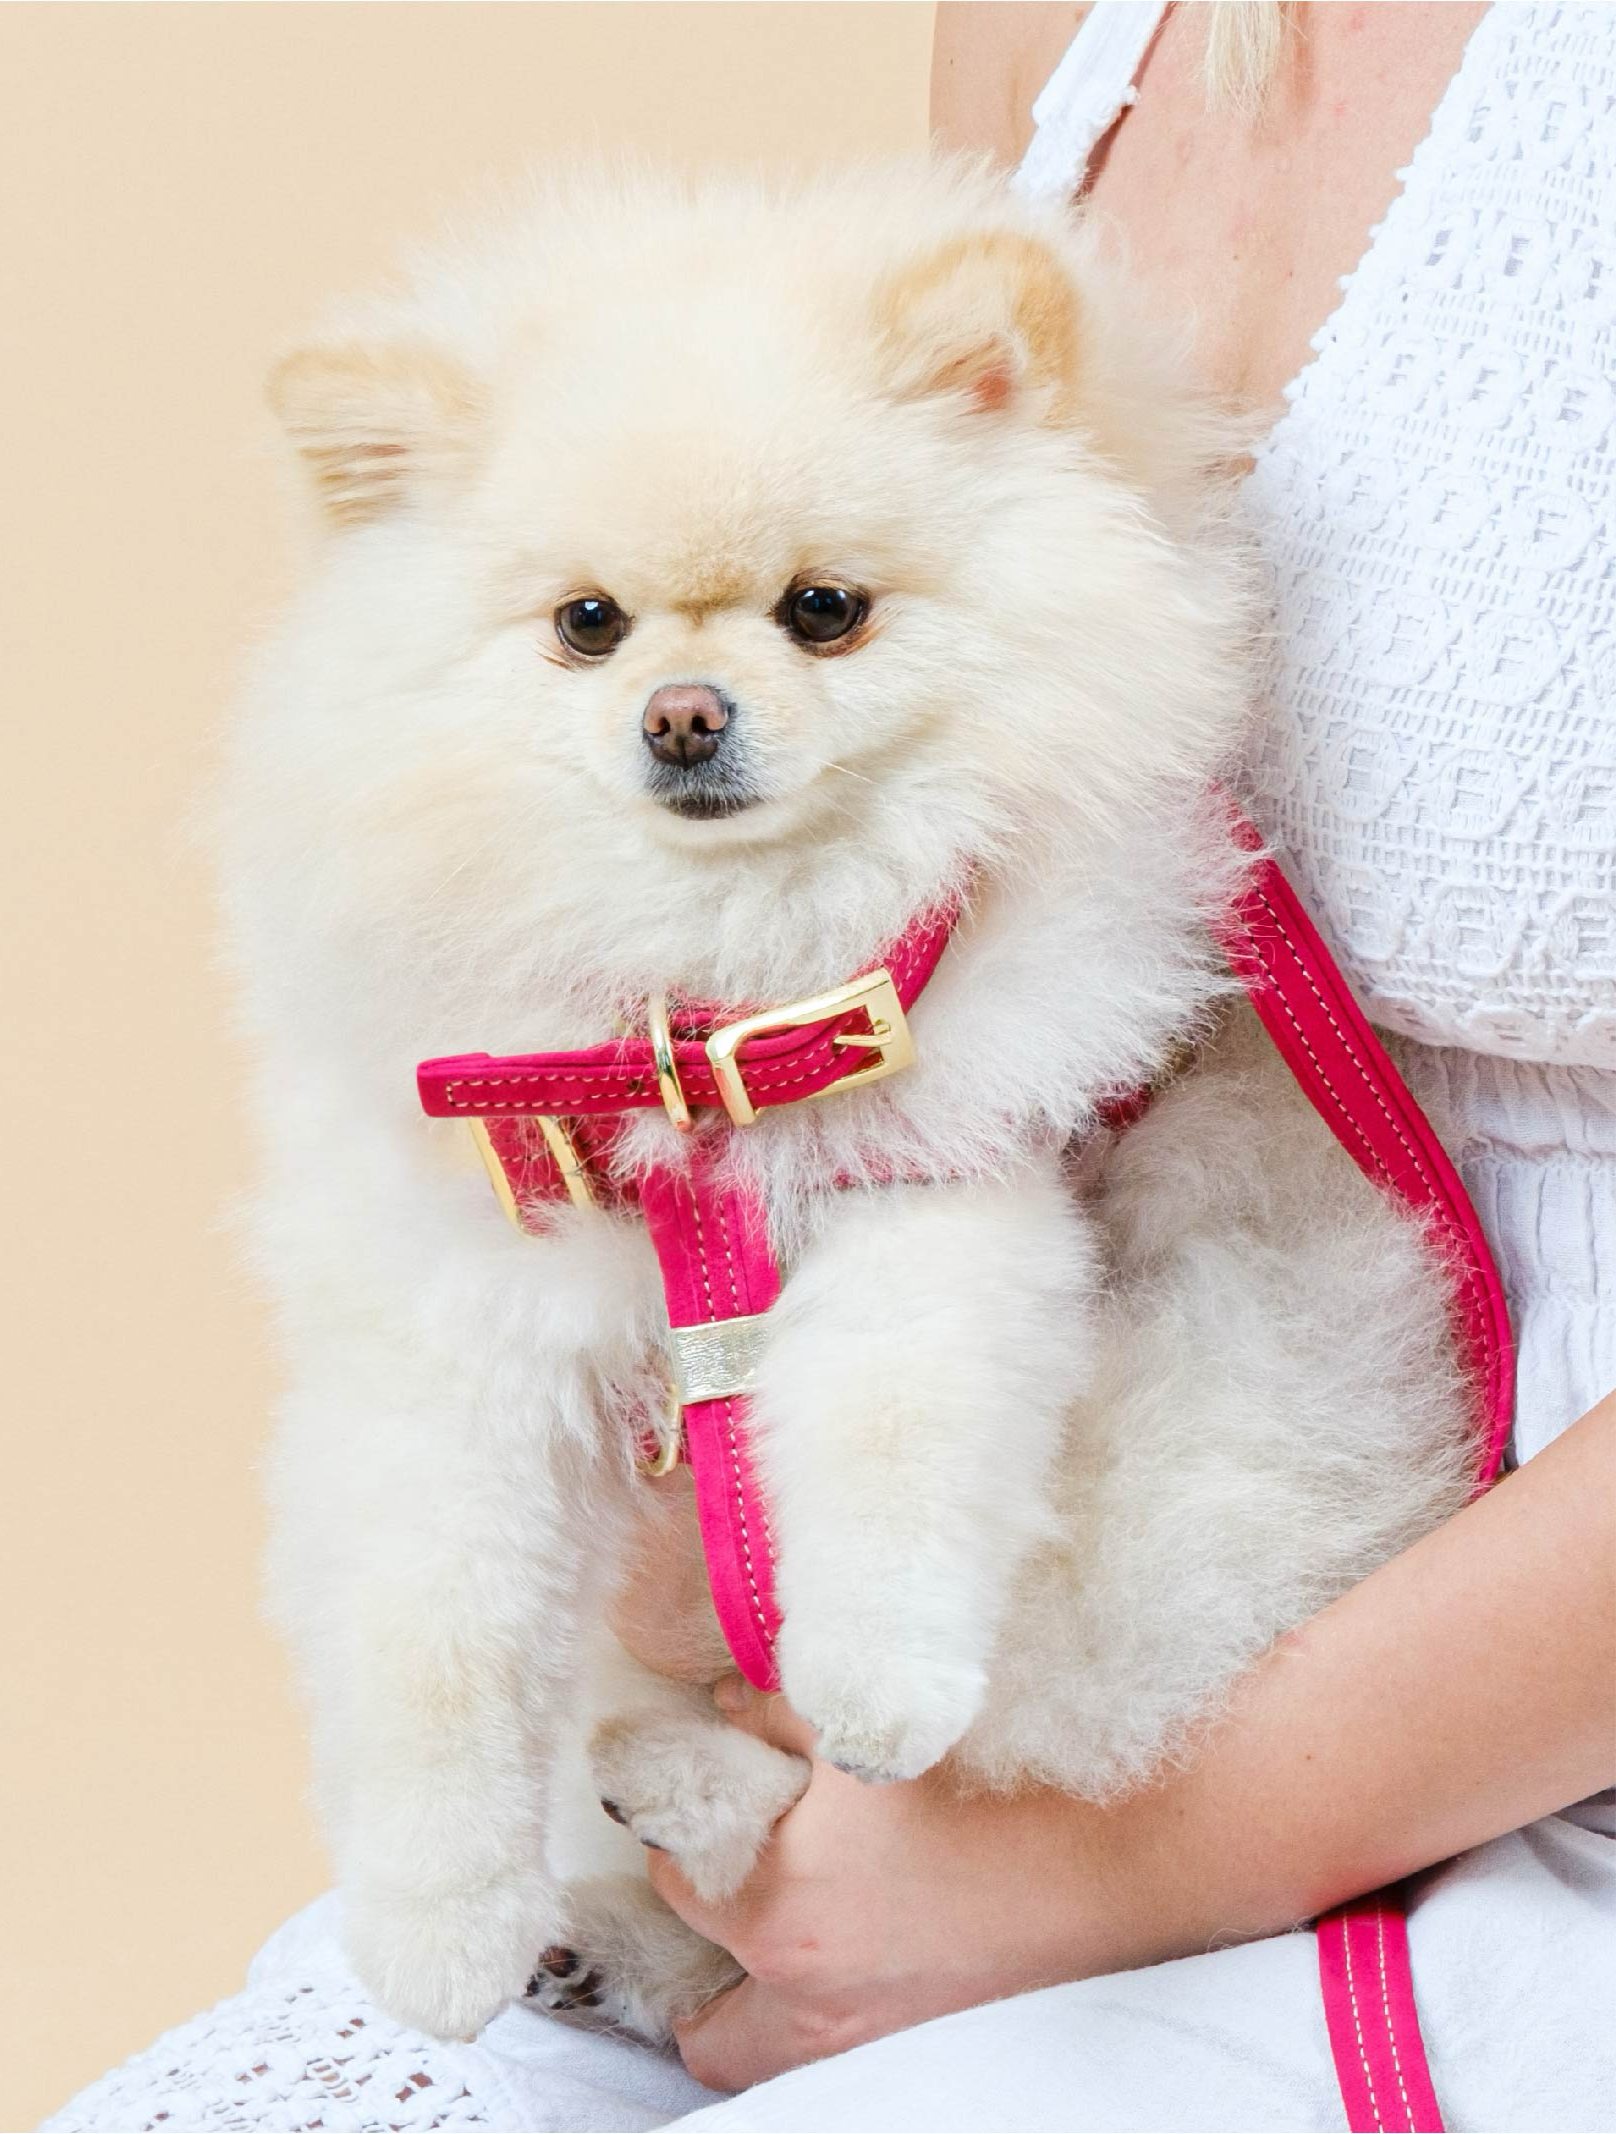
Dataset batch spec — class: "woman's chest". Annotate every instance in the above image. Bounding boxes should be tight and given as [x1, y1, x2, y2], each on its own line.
[1081, 3, 1487, 409]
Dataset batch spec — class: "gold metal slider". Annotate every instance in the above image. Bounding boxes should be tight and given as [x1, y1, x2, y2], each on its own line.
[467, 1114, 595, 1230]
[535, 1115, 598, 1209]
[636, 1311, 773, 1478]
[668, 1313, 771, 1404]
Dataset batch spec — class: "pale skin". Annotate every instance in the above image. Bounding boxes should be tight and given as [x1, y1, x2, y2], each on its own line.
[617, 3, 1616, 2091]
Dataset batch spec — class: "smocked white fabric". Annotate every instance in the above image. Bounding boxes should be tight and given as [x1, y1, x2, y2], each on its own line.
[42, 8, 1616, 2131]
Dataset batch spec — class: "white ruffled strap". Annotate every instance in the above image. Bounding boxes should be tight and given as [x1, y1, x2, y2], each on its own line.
[1012, 1, 1170, 203]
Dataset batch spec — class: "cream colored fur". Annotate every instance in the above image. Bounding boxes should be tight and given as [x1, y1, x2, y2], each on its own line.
[225, 161, 1472, 2044]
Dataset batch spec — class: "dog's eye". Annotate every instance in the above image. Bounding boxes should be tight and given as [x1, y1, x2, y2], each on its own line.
[779, 585, 867, 649]
[555, 596, 631, 658]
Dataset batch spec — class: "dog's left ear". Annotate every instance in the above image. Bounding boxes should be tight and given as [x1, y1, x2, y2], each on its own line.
[267, 339, 484, 528]
[873, 229, 1084, 424]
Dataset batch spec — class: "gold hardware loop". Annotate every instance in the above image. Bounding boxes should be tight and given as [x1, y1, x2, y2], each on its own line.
[648, 989, 693, 1132]
[635, 1387, 685, 1477]
[535, 1115, 598, 1209]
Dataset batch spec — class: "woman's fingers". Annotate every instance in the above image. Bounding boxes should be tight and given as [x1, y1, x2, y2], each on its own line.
[643, 1837, 749, 1945]
[643, 1690, 818, 1947]
[712, 1674, 820, 1757]
[674, 1976, 862, 2093]
[672, 1976, 757, 2092]
[644, 1826, 798, 1959]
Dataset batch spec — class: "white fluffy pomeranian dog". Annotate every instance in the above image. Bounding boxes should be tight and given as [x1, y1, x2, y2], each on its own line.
[223, 160, 1473, 2045]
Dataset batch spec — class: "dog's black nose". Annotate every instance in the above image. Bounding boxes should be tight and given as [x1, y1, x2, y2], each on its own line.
[642, 684, 731, 768]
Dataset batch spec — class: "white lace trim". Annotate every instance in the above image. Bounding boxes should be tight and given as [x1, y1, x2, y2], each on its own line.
[41, 1898, 708, 2134]
[42, 1901, 515, 2133]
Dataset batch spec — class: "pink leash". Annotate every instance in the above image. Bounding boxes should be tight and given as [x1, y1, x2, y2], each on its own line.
[1317, 1897, 1448, 2134]
[417, 809, 1513, 2131]
[1220, 824, 1514, 2134]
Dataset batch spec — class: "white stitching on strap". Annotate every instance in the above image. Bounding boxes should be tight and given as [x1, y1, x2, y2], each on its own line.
[716, 1188, 778, 1565]
[1342, 1915, 1388, 2133]
[686, 1181, 771, 1643]
[1376, 1903, 1417, 2131]
[1241, 887, 1487, 1342]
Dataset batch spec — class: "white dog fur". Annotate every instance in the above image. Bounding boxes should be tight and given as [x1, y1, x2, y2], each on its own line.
[222, 161, 1474, 2044]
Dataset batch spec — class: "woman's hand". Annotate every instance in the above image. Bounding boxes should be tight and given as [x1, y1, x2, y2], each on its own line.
[646, 1683, 1121, 2090]
[649, 1397, 1616, 2091]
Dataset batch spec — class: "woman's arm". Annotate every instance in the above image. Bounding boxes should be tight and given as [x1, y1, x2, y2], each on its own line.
[649, 1393, 1616, 2090]
[931, 3, 1085, 166]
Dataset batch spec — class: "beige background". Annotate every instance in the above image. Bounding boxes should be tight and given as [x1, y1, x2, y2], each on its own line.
[0, 6, 935, 2120]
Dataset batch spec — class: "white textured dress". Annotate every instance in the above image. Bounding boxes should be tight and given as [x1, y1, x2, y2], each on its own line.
[44, 6, 1615, 2129]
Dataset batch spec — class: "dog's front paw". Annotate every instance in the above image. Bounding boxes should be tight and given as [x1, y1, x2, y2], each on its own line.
[526, 1875, 741, 2044]
[589, 1711, 809, 1903]
[345, 1870, 557, 2041]
[779, 1627, 986, 1784]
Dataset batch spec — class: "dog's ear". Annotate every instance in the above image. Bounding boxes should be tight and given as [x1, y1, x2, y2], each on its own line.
[874, 230, 1084, 423]
[267, 340, 484, 528]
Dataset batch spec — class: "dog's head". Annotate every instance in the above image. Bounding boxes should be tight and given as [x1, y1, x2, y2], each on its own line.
[249, 165, 1245, 1018]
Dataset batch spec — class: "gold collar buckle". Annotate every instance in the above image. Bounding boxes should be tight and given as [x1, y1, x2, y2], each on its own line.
[704, 968, 915, 1128]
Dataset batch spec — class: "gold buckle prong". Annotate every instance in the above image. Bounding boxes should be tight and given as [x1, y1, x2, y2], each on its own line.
[648, 989, 693, 1132]
[705, 969, 914, 1128]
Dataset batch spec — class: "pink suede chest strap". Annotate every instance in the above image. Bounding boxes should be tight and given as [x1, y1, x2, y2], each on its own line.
[639, 1152, 784, 1690]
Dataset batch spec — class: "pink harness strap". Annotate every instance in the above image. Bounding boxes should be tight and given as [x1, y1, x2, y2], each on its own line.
[416, 807, 1513, 2130]
[1318, 1893, 1447, 2133]
[1215, 823, 1511, 2133]
[639, 1151, 784, 1691]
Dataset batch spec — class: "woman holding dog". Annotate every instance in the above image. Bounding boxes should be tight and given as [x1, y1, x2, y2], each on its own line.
[47, 5, 1616, 2130]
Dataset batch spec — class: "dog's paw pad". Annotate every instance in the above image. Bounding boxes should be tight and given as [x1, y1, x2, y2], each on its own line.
[526, 1949, 606, 2012]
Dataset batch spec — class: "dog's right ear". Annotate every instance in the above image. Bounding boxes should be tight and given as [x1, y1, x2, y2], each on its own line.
[267, 340, 484, 528]
[873, 229, 1085, 427]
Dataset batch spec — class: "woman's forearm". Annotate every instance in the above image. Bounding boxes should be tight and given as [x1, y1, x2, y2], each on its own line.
[1087, 1392, 1616, 1963]
[655, 1398, 1614, 2085]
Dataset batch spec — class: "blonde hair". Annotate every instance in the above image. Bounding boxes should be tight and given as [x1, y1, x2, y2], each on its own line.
[1198, 0, 1289, 117]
